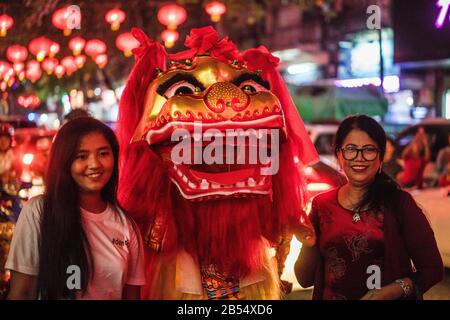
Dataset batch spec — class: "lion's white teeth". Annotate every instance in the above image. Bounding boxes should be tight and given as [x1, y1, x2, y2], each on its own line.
[200, 179, 209, 189]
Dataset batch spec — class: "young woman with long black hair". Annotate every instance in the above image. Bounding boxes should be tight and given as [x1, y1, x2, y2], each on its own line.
[6, 117, 145, 299]
[295, 115, 443, 300]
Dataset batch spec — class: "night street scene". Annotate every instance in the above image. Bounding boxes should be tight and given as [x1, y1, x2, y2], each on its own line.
[0, 0, 450, 307]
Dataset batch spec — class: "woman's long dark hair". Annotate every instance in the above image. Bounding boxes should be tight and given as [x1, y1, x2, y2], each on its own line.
[38, 116, 120, 299]
[334, 115, 402, 213]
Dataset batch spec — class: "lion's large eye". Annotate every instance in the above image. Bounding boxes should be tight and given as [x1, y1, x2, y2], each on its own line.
[239, 80, 269, 94]
[164, 81, 197, 99]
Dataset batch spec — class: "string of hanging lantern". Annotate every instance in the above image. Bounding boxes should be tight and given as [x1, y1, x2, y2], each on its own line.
[0, 2, 234, 96]
[157, 3, 187, 48]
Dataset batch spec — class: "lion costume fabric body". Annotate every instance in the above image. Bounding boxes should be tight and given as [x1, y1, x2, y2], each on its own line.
[117, 27, 319, 300]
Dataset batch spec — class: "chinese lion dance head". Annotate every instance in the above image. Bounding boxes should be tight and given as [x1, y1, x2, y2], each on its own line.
[117, 27, 318, 299]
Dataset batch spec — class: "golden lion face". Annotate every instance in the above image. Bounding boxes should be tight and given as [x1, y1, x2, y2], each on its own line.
[133, 56, 287, 201]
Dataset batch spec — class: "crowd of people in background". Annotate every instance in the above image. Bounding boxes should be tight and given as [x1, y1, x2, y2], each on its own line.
[383, 129, 450, 190]
[436, 133, 450, 188]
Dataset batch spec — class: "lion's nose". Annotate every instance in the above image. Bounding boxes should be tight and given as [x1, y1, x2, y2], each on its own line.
[204, 82, 250, 113]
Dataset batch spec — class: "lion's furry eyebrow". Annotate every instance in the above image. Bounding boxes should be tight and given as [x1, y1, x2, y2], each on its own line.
[232, 73, 270, 90]
[156, 73, 206, 97]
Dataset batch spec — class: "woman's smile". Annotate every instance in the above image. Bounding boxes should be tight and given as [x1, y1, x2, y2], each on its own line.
[85, 171, 103, 179]
[350, 164, 370, 172]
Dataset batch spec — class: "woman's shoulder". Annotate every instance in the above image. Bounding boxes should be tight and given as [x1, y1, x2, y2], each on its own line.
[384, 189, 421, 222]
[111, 204, 127, 219]
[18, 195, 45, 223]
[390, 189, 415, 204]
[110, 204, 138, 228]
[112, 205, 142, 242]
[23, 195, 44, 212]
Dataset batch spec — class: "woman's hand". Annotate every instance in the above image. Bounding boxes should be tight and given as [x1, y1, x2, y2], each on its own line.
[361, 288, 396, 300]
[361, 278, 411, 300]
[292, 222, 317, 247]
[287, 212, 317, 247]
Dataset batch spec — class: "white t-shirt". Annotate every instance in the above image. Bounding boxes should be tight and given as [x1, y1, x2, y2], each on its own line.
[5, 196, 146, 299]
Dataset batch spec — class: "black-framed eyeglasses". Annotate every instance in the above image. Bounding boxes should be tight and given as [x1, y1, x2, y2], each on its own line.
[340, 146, 379, 161]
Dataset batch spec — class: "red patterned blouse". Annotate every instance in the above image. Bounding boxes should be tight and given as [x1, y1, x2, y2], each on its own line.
[309, 188, 443, 300]
[309, 188, 385, 300]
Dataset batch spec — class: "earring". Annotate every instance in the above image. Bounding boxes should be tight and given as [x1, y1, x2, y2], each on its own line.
[378, 166, 382, 174]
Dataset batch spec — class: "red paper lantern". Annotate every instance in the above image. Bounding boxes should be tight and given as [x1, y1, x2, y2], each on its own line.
[26, 60, 40, 70]
[52, 6, 81, 36]
[25, 64, 42, 83]
[6, 45, 28, 63]
[17, 71, 25, 81]
[13, 63, 24, 74]
[3, 72, 14, 84]
[0, 61, 12, 79]
[205, 1, 226, 22]
[54, 65, 66, 79]
[74, 55, 86, 69]
[7, 75, 15, 87]
[115, 32, 139, 57]
[28, 37, 52, 62]
[49, 41, 60, 57]
[84, 39, 107, 57]
[25, 60, 42, 83]
[161, 29, 179, 48]
[105, 8, 126, 31]
[61, 56, 78, 75]
[157, 3, 187, 30]
[0, 81, 7, 92]
[0, 63, 13, 85]
[0, 14, 14, 37]
[94, 54, 108, 69]
[1, 65, 13, 83]
[6, 66, 14, 78]
[17, 95, 26, 107]
[17, 93, 41, 109]
[42, 58, 58, 75]
[68, 36, 86, 56]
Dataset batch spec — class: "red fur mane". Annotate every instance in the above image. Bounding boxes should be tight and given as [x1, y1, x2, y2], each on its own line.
[116, 27, 317, 295]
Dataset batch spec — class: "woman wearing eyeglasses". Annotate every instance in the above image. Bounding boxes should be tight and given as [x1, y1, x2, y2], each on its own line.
[294, 115, 443, 300]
